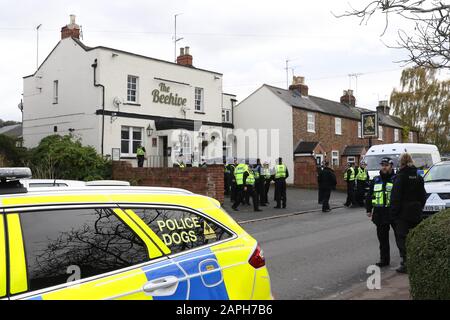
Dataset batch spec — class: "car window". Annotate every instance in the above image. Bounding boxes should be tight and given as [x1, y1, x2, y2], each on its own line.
[127, 208, 232, 255]
[19, 208, 150, 292]
[424, 163, 450, 182]
[28, 183, 68, 188]
[411, 153, 433, 169]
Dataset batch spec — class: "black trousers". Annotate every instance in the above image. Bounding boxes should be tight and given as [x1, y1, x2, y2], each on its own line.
[345, 181, 355, 206]
[233, 185, 259, 211]
[274, 179, 287, 208]
[318, 187, 324, 204]
[230, 181, 236, 202]
[137, 155, 145, 167]
[322, 188, 331, 211]
[376, 222, 397, 264]
[262, 179, 271, 204]
[356, 182, 366, 207]
[395, 219, 419, 263]
[224, 173, 230, 195]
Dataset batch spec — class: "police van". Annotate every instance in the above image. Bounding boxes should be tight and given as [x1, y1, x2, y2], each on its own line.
[0, 168, 272, 300]
[364, 143, 441, 180]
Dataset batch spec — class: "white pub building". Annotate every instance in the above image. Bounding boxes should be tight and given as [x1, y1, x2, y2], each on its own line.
[23, 15, 236, 167]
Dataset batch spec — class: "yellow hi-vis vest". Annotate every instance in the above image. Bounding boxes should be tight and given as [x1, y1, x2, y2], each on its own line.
[371, 176, 394, 207]
[262, 167, 271, 179]
[137, 147, 145, 156]
[234, 164, 248, 186]
[356, 167, 368, 181]
[275, 164, 287, 179]
[246, 171, 255, 186]
[344, 167, 355, 181]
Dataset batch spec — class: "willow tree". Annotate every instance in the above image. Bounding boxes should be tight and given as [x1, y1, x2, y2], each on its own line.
[390, 67, 450, 152]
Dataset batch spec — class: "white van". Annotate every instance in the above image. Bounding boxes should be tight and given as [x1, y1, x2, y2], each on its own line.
[363, 143, 441, 179]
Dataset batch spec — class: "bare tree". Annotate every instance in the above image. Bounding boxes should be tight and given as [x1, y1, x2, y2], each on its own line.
[334, 1, 450, 69]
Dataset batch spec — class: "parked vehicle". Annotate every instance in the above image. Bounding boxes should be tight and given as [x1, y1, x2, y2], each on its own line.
[422, 161, 450, 218]
[0, 168, 272, 300]
[364, 143, 441, 179]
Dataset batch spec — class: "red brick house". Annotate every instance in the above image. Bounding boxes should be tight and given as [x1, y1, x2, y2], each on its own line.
[234, 76, 418, 187]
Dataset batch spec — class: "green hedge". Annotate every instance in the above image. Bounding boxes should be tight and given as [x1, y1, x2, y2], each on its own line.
[407, 209, 450, 299]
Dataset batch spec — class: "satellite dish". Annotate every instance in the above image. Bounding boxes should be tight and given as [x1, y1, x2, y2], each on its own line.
[113, 97, 123, 108]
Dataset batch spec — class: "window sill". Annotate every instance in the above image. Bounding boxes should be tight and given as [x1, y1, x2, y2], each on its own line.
[195, 111, 206, 115]
[120, 156, 137, 159]
[124, 102, 141, 106]
[307, 130, 315, 134]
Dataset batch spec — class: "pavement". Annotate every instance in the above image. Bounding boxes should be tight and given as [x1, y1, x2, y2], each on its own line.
[221, 186, 411, 300]
[222, 186, 347, 223]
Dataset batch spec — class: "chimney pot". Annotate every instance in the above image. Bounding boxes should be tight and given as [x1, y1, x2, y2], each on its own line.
[180, 47, 185, 55]
[185, 46, 190, 55]
[289, 75, 308, 96]
[177, 45, 193, 67]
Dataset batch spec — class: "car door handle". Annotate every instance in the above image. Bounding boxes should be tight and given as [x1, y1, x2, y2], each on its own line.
[142, 276, 179, 295]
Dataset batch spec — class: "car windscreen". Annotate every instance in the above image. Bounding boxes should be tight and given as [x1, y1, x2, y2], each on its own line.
[364, 154, 400, 171]
[424, 163, 450, 182]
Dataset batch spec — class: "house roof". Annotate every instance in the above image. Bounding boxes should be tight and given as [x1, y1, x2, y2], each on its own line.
[294, 141, 319, 154]
[342, 145, 366, 156]
[0, 124, 22, 138]
[24, 37, 223, 79]
[264, 84, 406, 129]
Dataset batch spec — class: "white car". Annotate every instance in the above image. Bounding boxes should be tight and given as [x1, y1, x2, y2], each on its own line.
[423, 161, 450, 218]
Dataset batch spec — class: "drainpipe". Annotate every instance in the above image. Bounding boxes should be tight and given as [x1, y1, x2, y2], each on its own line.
[91, 59, 105, 156]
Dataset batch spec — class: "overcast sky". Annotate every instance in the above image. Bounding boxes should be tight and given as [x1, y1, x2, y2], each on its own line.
[0, 0, 425, 121]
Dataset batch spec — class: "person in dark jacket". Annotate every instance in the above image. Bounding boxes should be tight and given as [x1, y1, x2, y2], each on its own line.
[366, 157, 397, 267]
[318, 161, 336, 212]
[390, 153, 427, 274]
[317, 163, 324, 204]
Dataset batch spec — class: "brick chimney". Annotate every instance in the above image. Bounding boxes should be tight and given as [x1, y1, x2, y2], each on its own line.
[376, 100, 390, 114]
[340, 89, 356, 107]
[289, 76, 309, 96]
[61, 14, 80, 40]
[177, 46, 193, 67]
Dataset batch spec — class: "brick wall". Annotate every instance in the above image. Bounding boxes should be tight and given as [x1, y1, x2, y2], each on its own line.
[112, 161, 224, 203]
[292, 108, 403, 169]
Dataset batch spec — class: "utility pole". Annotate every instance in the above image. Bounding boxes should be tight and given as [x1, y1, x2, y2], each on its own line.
[36, 24, 42, 69]
[285, 59, 290, 89]
[174, 13, 184, 62]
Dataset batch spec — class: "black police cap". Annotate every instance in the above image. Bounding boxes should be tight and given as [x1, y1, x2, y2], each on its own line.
[380, 157, 393, 165]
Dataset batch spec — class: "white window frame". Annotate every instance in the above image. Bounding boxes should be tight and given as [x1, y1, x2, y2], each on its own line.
[332, 150, 339, 167]
[409, 131, 414, 142]
[195, 87, 204, 112]
[358, 122, 362, 139]
[222, 109, 231, 123]
[378, 125, 383, 141]
[347, 156, 356, 165]
[127, 75, 139, 103]
[394, 128, 400, 142]
[307, 112, 315, 133]
[121, 126, 143, 156]
[335, 117, 342, 135]
[53, 80, 58, 104]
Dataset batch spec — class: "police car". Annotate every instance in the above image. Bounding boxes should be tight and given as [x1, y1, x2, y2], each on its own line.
[0, 168, 272, 300]
[423, 161, 450, 218]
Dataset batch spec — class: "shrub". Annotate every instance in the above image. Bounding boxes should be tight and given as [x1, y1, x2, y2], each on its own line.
[28, 135, 111, 181]
[407, 209, 450, 299]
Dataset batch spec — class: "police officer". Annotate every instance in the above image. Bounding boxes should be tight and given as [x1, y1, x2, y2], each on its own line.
[232, 160, 261, 211]
[229, 158, 238, 202]
[173, 154, 186, 168]
[261, 161, 272, 206]
[317, 161, 336, 212]
[274, 157, 288, 209]
[356, 160, 369, 207]
[136, 144, 146, 168]
[253, 159, 264, 206]
[224, 159, 231, 196]
[245, 165, 262, 212]
[390, 153, 427, 274]
[366, 157, 396, 267]
[344, 162, 356, 207]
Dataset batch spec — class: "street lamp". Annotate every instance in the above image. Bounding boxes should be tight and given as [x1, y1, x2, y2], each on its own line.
[146, 124, 154, 137]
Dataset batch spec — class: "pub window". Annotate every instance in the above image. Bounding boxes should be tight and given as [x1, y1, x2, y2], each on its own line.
[394, 129, 400, 142]
[378, 126, 383, 141]
[332, 150, 339, 167]
[127, 75, 139, 103]
[358, 122, 362, 138]
[335, 118, 342, 135]
[195, 87, 204, 112]
[121, 126, 143, 156]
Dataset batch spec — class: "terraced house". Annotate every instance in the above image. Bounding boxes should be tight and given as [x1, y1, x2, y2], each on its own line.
[234, 76, 418, 185]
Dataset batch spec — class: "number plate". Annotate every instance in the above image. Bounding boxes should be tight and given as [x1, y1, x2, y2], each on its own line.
[424, 205, 445, 212]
